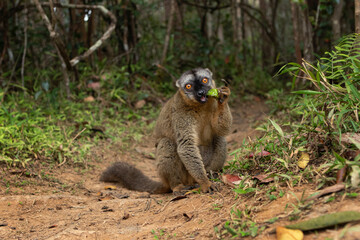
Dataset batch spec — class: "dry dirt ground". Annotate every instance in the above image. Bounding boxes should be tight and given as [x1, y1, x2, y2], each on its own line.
[1, 98, 360, 240]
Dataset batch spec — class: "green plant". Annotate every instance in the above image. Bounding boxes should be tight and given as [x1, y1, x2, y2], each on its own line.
[151, 228, 176, 240]
[217, 208, 265, 238]
[280, 33, 360, 137]
[227, 33, 360, 186]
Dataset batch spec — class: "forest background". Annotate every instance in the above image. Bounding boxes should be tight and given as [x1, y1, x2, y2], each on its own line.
[1, 0, 360, 239]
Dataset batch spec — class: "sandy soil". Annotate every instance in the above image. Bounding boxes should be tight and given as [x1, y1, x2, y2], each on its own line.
[1, 98, 360, 240]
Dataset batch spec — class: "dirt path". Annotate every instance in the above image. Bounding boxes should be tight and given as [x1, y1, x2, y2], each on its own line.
[1, 99, 360, 240]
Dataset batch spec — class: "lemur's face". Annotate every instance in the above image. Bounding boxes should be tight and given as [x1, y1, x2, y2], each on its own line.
[176, 68, 215, 104]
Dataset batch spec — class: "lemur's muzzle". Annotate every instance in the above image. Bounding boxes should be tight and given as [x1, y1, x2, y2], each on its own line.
[197, 89, 207, 103]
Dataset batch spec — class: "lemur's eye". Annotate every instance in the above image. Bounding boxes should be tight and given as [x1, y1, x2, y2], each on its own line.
[202, 78, 208, 84]
[185, 84, 192, 89]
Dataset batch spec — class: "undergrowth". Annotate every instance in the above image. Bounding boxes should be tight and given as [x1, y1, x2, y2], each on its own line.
[218, 34, 360, 238]
[0, 66, 159, 168]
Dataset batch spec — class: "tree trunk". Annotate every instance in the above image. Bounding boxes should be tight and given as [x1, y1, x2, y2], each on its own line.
[0, 0, 9, 68]
[301, 5, 314, 62]
[231, 0, 243, 65]
[216, 10, 224, 44]
[69, 0, 77, 58]
[260, 0, 272, 69]
[231, 0, 243, 44]
[206, 11, 213, 39]
[331, 0, 345, 41]
[291, 2, 302, 64]
[161, 0, 175, 64]
[356, 0, 360, 33]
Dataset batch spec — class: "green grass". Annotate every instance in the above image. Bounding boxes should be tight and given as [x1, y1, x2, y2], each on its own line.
[0, 65, 160, 167]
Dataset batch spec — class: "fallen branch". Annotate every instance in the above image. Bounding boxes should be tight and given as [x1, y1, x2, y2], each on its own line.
[307, 183, 345, 201]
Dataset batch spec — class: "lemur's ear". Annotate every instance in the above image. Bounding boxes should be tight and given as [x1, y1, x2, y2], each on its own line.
[175, 79, 181, 88]
[205, 68, 213, 77]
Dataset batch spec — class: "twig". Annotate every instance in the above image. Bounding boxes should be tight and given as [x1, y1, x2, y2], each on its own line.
[144, 199, 152, 211]
[155, 199, 172, 214]
[156, 64, 177, 82]
[71, 127, 87, 143]
[58, 157, 67, 167]
[21, 2, 28, 92]
[58, 127, 86, 167]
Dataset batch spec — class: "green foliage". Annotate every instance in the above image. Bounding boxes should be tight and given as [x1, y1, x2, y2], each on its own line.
[0, 94, 99, 166]
[227, 34, 360, 192]
[0, 64, 160, 167]
[216, 207, 265, 238]
[281, 34, 360, 137]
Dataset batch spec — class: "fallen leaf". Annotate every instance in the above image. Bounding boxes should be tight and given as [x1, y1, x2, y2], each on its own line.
[248, 150, 271, 158]
[297, 152, 310, 169]
[341, 133, 360, 144]
[222, 174, 243, 187]
[276, 226, 303, 240]
[84, 96, 95, 102]
[87, 82, 101, 90]
[286, 211, 360, 231]
[183, 213, 193, 222]
[104, 185, 117, 190]
[134, 99, 146, 109]
[350, 166, 360, 187]
[253, 174, 274, 183]
[307, 183, 345, 200]
[336, 166, 347, 183]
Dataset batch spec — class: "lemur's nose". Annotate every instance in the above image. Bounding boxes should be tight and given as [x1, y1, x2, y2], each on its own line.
[197, 90, 206, 97]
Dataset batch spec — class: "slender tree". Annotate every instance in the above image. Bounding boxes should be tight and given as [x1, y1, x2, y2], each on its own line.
[161, 0, 175, 64]
[331, 0, 345, 41]
[356, 0, 360, 33]
[291, 1, 302, 65]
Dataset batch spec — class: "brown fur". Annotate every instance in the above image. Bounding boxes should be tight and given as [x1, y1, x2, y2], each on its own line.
[100, 68, 232, 193]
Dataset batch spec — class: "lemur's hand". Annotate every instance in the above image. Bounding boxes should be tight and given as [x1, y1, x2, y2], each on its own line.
[218, 86, 230, 104]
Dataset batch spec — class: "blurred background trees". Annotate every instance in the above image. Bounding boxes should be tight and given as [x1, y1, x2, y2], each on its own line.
[0, 0, 357, 98]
